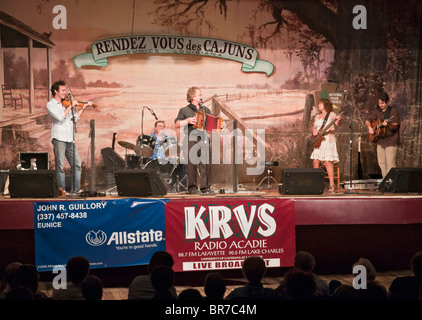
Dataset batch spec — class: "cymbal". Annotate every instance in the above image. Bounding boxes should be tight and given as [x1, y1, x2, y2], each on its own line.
[118, 141, 135, 150]
[134, 144, 154, 158]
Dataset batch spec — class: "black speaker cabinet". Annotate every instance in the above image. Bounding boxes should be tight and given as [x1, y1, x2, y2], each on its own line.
[9, 170, 59, 198]
[101, 148, 125, 170]
[379, 167, 422, 193]
[280, 168, 325, 195]
[115, 169, 167, 197]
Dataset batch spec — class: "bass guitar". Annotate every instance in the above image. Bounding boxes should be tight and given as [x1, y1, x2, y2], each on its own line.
[368, 116, 394, 143]
[310, 106, 346, 149]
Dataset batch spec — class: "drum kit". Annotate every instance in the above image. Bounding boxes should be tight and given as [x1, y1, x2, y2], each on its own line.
[117, 135, 186, 192]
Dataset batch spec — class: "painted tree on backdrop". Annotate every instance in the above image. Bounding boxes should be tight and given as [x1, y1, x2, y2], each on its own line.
[152, 0, 420, 99]
[152, 0, 422, 174]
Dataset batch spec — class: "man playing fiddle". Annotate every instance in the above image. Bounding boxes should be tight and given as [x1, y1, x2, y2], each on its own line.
[46, 80, 91, 194]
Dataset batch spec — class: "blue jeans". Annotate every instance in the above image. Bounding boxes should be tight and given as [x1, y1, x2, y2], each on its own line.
[53, 139, 82, 191]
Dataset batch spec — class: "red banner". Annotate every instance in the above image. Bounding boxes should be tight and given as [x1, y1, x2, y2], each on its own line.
[165, 198, 295, 272]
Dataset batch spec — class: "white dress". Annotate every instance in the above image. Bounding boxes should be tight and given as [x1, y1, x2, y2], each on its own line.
[310, 112, 339, 162]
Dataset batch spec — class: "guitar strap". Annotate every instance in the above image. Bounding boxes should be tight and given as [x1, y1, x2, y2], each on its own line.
[319, 112, 331, 131]
[383, 106, 392, 120]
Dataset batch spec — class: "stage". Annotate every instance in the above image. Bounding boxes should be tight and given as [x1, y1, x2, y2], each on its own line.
[1, 188, 422, 287]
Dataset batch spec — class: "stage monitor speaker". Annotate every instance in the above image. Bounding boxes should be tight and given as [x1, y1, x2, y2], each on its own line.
[101, 147, 125, 170]
[19, 152, 49, 170]
[280, 168, 325, 195]
[115, 169, 167, 197]
[8, 170, 59, 198]
[378, 167, 422, 193]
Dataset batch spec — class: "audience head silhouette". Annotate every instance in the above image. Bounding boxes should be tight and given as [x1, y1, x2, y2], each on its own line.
[178, 288, 203, 300]
[284, 270, 316, 300]
[150, 265, 175, 300]
[353, 257, 377, 281]
[204, 272, 226, 300]
[294, 251, 315, 273]
[411, 251, 422, 278]
[147, 251, 175, 274]
[81, 275, 103, 300]
[242, 256, 267, 283]
[67, 256, 90, 285]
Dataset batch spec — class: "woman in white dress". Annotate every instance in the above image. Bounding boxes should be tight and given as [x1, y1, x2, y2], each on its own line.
[310, 99, 342, 192]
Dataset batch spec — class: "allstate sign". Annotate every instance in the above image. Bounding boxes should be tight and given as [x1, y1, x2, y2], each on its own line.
[85, 230, 108, 246]
[34, 198, 167, 271]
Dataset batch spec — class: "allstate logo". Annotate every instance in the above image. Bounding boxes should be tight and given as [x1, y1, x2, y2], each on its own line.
[86, 230, 107, 246]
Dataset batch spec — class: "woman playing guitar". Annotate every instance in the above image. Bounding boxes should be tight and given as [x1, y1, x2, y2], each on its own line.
[310, 98, 342, 193]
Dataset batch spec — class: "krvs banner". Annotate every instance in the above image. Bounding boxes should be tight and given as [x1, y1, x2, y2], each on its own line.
[165, 198, 295, 272]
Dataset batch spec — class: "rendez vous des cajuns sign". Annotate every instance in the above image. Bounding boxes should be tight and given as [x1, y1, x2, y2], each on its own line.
[73, 35, 274, 76]
[165, 198, 295, 272]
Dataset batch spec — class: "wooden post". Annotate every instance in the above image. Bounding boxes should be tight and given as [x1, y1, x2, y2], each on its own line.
[28, 38, 34, 114]
[301, 94, 315, 166]
[302, 94, 315, 132]
[47, 47, 52, 101]
[233, 119, 238, 193]
[90, 120, 96, 191]
[0, 24, 4, 122]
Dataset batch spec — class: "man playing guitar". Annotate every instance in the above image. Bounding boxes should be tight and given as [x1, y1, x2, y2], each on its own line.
[365, 92, 400, 178]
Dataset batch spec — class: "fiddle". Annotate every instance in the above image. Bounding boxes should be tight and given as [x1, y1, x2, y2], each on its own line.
[61, 95, 97, 109]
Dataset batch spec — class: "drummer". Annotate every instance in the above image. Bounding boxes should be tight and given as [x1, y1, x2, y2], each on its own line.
[150, 120, 167, 161]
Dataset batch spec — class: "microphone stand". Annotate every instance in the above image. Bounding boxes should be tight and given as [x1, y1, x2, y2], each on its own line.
[199, 100, 210, 194]
[140, 106, 158, 169]
[140, 107, 146, 169]
[69, 93, 78, 197]
[344, 91, 358, 194]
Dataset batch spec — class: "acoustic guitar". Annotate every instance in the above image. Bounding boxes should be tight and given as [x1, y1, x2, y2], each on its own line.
[368, 116, 394, 143]
[310, 106, 346, 149]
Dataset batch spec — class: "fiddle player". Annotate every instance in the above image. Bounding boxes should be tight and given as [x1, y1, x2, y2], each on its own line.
[365, 92, 400, 178]
[46, 80, 90, 195]
[174, 86, 214, 195]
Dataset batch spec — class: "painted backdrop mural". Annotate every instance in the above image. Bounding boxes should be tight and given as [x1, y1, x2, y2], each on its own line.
[0, 0, 421, 190]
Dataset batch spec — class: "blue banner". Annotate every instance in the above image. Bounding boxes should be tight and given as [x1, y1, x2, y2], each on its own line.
[34, 198, 168, 271]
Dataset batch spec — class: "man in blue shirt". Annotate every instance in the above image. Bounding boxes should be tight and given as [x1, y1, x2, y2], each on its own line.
[46, 80, 91, 194]
[150, 120, 167, 161]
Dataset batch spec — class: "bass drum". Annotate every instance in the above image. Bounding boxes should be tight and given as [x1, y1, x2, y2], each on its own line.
[135, 134, 157, 158]
[125, 154, 141, 169]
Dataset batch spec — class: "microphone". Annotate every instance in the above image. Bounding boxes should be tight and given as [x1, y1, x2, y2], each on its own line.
[199, 98, 205, 109]
[145, 106, 158, 120]
[149, 108, 158, 120]
[151, 110, 158, 120]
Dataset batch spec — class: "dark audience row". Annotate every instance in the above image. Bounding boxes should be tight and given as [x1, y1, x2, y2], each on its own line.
[1, 250, 421, 300]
